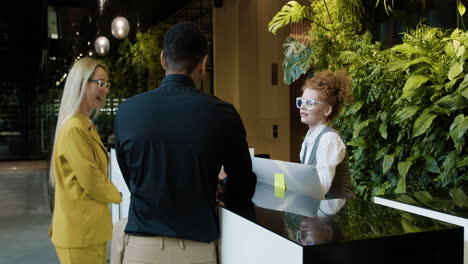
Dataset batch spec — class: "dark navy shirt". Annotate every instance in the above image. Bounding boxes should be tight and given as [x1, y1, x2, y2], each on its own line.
[114, 74, 257, 242]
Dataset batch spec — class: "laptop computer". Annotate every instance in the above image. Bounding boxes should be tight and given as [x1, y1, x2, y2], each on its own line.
[251, 157, 325, 200]
[252, 182, 321, 217]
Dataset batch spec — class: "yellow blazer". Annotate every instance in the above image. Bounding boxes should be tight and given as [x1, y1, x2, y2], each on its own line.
[49, 112, 122, 248]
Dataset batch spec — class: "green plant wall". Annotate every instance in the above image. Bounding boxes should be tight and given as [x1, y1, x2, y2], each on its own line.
[337, 27, 468, 199]
[269, 0, 468, 199]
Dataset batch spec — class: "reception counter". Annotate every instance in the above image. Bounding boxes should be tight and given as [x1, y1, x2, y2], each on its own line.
[219, 182, 463, 264]
[375, 188, 468, 264]
[109, 149, 463, 264]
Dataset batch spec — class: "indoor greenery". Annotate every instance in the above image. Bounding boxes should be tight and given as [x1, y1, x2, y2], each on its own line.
[396, 187, 468, 215]
[103, 26, 166, 99]
[269, 0, 367, 85]
[269, 1, 468, 199]
[95, 26, 166, 142]
[337, 27, 468, 199]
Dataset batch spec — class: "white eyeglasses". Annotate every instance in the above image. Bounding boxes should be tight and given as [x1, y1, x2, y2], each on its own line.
[88, 79, 111, 89]
[296, 97, 327, 110]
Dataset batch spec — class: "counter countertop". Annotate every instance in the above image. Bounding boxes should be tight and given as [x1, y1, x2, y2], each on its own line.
[222, 182, 462, 247]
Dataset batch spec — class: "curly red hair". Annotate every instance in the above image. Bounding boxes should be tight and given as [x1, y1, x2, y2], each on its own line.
[302, 69, 352, 120]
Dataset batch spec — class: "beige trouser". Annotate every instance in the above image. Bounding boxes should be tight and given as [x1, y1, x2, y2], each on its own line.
[110, 218, 217, 264]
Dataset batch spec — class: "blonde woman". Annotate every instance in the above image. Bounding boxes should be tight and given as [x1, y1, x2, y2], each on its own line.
[49, 57, 122, 264]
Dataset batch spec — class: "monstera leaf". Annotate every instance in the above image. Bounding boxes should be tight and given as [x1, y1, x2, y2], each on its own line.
[282, 37, 313, 85]
[268, 1, 311, 35]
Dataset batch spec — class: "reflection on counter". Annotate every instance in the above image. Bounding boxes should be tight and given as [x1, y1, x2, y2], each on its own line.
[229, 183, 460, 247]
[381, 187, 468, 219]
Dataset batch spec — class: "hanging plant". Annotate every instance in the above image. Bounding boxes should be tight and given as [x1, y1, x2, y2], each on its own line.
[269, 0, 367, 84]
[282, 37, 314, 85]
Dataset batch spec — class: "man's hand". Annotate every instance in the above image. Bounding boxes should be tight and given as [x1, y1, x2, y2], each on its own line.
[218, 166, 227, 182]
[216, 167, 227, 207]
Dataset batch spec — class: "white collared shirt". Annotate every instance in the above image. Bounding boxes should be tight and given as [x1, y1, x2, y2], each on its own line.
[299, 125, 346, 194]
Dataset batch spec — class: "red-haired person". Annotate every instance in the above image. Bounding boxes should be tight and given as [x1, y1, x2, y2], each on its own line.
[296, 70, 354, 199]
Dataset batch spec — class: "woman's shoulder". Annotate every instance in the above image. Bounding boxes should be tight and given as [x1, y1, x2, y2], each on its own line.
[60, 114, 90, 135]
[320, 130, 346, 148]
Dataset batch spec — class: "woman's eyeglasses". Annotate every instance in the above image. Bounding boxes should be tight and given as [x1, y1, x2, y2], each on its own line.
[88, 80, 111, 89]
[296, 97, 327, 110]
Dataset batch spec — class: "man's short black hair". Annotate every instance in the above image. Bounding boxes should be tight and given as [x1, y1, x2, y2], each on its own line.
[163, 22, 208, 74]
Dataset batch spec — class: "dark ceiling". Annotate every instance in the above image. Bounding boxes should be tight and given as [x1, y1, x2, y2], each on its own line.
[0, 0, 209, 161]
[0, 0, 196, 92]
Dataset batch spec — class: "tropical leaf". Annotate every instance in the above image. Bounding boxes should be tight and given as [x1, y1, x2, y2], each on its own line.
[268, 1, 309, 35]
[442, 151, 458, 171]
[457, 75, 468, 99]
[431, 85, 444, 92]
[346, 101, 364, 115]
[435, 93, 468, 111]
[382, 154, 394, 174]
[353, 120, 370, 138]
[425, 155, 441, 173]
[458, 2, 466, 16]
[379, 122, 388, 139]
[445, 79, 459, 92]
[396, 194, 419, 205]
[388, 57, 435, 72]
[348, 137, 367, 148]
[448, 62, 464, 80]
[373, 187, 386, 196]
[460, 85, 468, 100]
[398, 159, 413, 178]
[282, 38, 314, 84]
[413, 191, 433, 205]
[283, 37, 307, 56]
[451, 28, 462, 38]
[401, 75, 430, 100]
[395, 106, 420, 121]
[412, 111, 437, 138]
[449, 188, 468, 207]
[457, 156, 468, 168]
[453, 39, 461, 50]
[445, 42, 456, 57]
[395, 176, 407, 194]
[456, 45, 466, 57]
[449, 114, 468, 143]
[387, 59, 410, 72]
[392, 43, 424, 55]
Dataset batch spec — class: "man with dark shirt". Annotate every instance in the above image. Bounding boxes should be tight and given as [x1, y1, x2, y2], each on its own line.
[113, 22, 257, 264]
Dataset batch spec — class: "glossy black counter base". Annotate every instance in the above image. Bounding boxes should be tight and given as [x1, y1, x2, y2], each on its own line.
[303, 228, 463, 264]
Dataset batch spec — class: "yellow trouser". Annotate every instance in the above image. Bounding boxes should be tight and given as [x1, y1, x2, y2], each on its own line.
[55, 242, 107, 264]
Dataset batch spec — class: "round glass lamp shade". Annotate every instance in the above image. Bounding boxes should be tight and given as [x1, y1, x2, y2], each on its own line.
[111, 16, 130, 39]
[94, 36, 110, 56]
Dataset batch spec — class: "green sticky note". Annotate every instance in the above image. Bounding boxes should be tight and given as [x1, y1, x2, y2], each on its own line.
[275, 186, 285, 199]
[274, 173, 286, 190]
[274, 173, 286, 199]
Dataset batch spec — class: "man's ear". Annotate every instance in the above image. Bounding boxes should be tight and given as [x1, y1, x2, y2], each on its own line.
[160, 51, 167, 70]
[200, 55, 208, 75]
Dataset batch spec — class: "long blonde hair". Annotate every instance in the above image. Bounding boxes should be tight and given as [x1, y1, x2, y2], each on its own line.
[49, 57, 107, 185]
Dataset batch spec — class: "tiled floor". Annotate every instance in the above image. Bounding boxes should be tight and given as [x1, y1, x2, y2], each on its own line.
[0, 214, 57, 264]
[0, 161, 58, 264]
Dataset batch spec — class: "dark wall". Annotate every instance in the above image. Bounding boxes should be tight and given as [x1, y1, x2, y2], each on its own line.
[0, 1, 47, 160]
